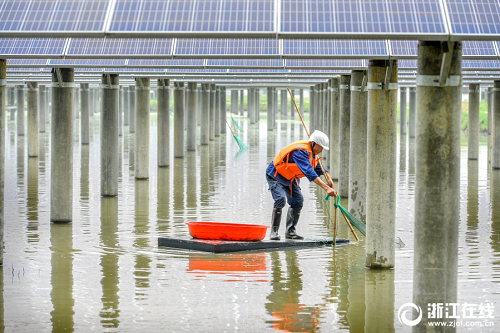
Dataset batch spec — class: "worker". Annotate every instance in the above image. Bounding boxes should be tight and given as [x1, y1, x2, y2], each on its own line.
[266, 130, 337, 240]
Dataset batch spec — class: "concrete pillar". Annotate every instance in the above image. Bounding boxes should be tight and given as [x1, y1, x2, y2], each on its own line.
[50, 68, 74, 222]
[255, 89, 260, 122]
[240, 90, 244, 116]
[27, 82, 38, 157]
[215, 86, 221, 136]
[248, 88, 254, 124]
[200, 84, 210, 145]
[365, 60, 398, 269]
[0, 59, 6, 265]
[135, 78, 150, 179]
[197, 86, 202, 126]
[413, 41, 462, 330]
[493, 81, 500, 169]
[348, 70, 368, 222]
[118, 85, 123, 137]
[80, 83, 89, 145]
[488, 87, 493, 135]
[281, 90, 287, 118]
[100, 74, 120, 195]
[339, 75, 351, 197]
[330, 78, 340, 180]
[299, 89, 304, 115]
[129, 86, 136, 133]
[186, 82, 197, 151]
[220, 87, 226, 134]
[400, 87, 407, 135]
[9, 86, 15, 120]
[39, 85, 46, 133]
[289, 89, 295, 120]
[309, 86, 315, 131]
[323, 82, 329, 134]
[323, 82, 331, 167]
[231, 89, 238, 115]
[209, 84, 216, 140]
[89, 88, 94, 117]
[158, 79, 171, 165]
[408, 86, 416, 138]
[468, 84, 480, 160]
[173, 82, 185, 157]
[317, 84, 323, 132]
[267, 87, 274, 131]
[16, 85, 25, 136]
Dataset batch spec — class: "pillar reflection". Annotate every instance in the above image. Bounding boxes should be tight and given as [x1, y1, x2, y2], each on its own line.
[157, 167, 170, 233]
[185, 151, 197, 212]
[172, 158, 185, 227]
[490, 170, 500, 274]
[134, 180, 151, 296]
[364, 270, 395, 332]
[266, 251, 320, 332]
[99, 197, 120, 330]
[408, 137, 416, 190]
[17, 136, 25, 185]
[50, 223, 74, 331]
[347, 243, 366, 333]
[27, 157, 39, 243]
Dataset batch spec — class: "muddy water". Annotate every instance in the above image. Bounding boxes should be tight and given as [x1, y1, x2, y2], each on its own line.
[1, 113, 499, 332]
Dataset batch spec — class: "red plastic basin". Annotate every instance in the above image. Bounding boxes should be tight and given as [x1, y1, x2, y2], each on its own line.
[186, 222, 269, 242]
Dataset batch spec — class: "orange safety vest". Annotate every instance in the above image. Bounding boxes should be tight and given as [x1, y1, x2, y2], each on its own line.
[272, 140, 321, 185]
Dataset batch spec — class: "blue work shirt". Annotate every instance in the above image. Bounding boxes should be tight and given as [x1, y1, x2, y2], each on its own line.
[266, 148, 326, 187]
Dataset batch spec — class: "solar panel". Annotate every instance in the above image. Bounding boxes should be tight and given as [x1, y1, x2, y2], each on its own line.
[462, 59, 500, 69]
[7, 59, 49, 66]
[283, 40, 387, 57]
[285, 59, 366, 69]
[389, 40, 418, 57]
[397, 59, 417, 69]
[462, 41, 497, 58]
[128, 59, 204, 67]
[66, 38, 173, 56]
[446, 0, 500, 37]
[280, 0, 446, 36]
[0, 38, 66, 55]
[49, 59, 127, 66]
[109, 0, 274, 33]
[0, 0, 110, 32]
[174, 39, 279, 56]
[206, 59, 283, 67]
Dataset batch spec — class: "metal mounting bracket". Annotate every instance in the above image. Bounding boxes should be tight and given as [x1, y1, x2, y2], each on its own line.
[439, 41, 454, 87]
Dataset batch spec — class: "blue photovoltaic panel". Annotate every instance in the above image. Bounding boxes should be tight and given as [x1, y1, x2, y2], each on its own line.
[0, 38, 66, 55]
[446, 0, 500, 35]
[397, 59, 418, 68]
[285, 59, 365, 68]
[206, 59, 283, 67]
[462, 41, 497, 56]
[462, 60, 500, 69]
[128, 59, 204, 67]
[109, 0, 274, 32]
[175, 39, 278, 55]
[281, 0, 445, 34]
[389, 40, 418, 57]
[228, 68, 284, 72]
[283, 40, 387, 56]
[67, 38, 173, 55]
[49, 59, 127, 66]
[0, 0, 110, 32]
[8, 59, 48, 66]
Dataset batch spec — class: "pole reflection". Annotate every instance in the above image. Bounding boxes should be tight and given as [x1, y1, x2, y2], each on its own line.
[408, 138, 415, 191]
[185, 151, 197, 213]
[173, 158, 185, 228]
[50, 223, 74, 331]
[490, 169, 500, 282]
[157, 167, 170, 233]
[17, 136, 25, 186]
[266, 251, 320, 332]
[364, 269, 395, 333]
[134, 180, 151, 297]
[26, 157, 39, 243]
[199, 145, 210, 212]
[99, 197, 120, 330]
[347, 243, 366, 333]
[466, 160, 479, 245]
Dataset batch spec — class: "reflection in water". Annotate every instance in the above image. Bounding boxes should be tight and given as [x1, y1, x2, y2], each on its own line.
[199, 145, 210, 210]
[491, 170, 500, 283]
[134, 181, 151, 297]
[347, 243, 366, 333]
[100, 197, 120, 329]
[399, 134, 407, 174]
[334, 245, 350, 329]
[17, 136, 25, 186]
[0, 264, 3, 329]
[157, 167, 170, 233]
[407, 138, 415, 190]
[173, 158, 185, 226]
[185, 151, 197, 213]
[80, 145, 89, 202]
[364, 270, 395, 333]
[467, 160, 479, 247]
[27, 157, 39, 243]
[266, 251, 319, 332]
[50, 223, 74, 331]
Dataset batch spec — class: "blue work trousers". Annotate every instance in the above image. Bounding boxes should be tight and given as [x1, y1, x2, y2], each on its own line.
[266, 174, 303, 210]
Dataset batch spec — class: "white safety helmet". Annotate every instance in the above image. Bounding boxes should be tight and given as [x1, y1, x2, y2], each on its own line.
[309, 130, 329, 150]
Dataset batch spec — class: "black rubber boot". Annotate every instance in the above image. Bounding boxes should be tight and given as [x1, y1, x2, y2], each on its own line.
[285, 207, 304, 240]
[270, 208, 282, 240]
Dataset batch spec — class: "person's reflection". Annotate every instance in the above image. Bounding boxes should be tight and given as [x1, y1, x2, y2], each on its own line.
[50, 223, 75, 331]
[408, 138, 416, 190]
[134, 180, 151, 293]
[266, 251, 319, 332]
[99, 197, 120, 330]
[364, 270, 395, 333]
[27, 157, 39, 243]
[490, 169, 500, 266]
[157, 167, 170, 233]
